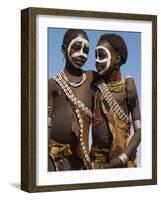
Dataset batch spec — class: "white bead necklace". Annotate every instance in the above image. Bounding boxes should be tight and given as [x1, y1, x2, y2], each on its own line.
[61, 71, 86, 88]
[54, 72, 93, 169]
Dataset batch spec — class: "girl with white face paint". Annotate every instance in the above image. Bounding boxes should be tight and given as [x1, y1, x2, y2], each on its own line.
[95, 45, 112, 75]
[48, 29, 137, 171]
[95, 39, 120, 79]
[48, 29, 97, 171]
[67, 36, 89, 69]
[91, 33, 141, 169]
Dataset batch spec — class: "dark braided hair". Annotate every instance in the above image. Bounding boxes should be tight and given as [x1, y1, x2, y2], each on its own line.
[62, 29, 89, 47]
[99, 33, 128, 65]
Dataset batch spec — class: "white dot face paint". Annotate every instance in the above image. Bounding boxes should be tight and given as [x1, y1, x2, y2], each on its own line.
[96, 45, 112, 75]
[67, 36, 89, 68]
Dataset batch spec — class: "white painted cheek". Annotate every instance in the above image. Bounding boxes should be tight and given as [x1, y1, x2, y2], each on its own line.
[106, 57, 111, 68]
[70, 44, 88, 59]
[68, 47, 84, 68]
[67, 37, 89, 67]
[80, 44, 83, 55]
[99, 59, 111, 75]
[67, 46, 77, 67]
[69, 54, 79, 68]
[96, 46, 112, 75]
[67, 37, 89, 59]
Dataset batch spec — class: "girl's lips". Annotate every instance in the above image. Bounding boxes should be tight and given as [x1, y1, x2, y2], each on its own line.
[96, 66, 103, 72]
[74, 58, 86, 65]
[74, 61, 84, 67]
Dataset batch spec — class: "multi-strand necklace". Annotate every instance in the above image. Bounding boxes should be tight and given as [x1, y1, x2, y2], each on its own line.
[54, 71, 92, 118]
[106, 79, 126, 93]
[61, 71, 86, 88]
[54, 71, 92, 168]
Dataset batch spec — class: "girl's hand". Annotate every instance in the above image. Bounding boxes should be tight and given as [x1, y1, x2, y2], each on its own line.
[104, 158, 124, 168]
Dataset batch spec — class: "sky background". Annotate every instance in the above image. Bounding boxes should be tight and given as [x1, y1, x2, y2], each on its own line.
[48, 28, 141, 166]
[48, 28, 141, 103]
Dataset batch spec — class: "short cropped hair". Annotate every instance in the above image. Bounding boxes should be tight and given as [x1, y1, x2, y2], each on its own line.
[99, 33, 128, 65]
[62, 29, 89, 47]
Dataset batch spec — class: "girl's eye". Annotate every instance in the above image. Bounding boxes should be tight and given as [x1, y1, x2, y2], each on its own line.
[83, 46, 89, 54]
[99, 54, 106, 59]
[71, 42, 82, 51]
[98, 50, 108, 59]
[72, 45, 81, 51]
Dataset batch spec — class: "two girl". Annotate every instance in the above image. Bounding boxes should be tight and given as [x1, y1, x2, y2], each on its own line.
[48, 29, 141, 171]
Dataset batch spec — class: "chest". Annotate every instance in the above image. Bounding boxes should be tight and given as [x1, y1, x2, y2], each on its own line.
[98, 90, 127, 114]
[55, 80, 92, 109]
[110, 91, 126, 106]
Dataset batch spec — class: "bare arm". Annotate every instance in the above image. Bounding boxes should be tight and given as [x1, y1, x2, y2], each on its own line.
[105, 80, 141, 168]
[48, 79, 56, 139]
[124, 81, 141, 158]
[125, 76, 137, 107]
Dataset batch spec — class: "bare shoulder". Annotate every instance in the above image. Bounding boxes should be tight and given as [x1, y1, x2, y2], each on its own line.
[86, 70, 93, 79]
[86, 70, 99, 83]
[125, 76, 140, 108]
[48, 78, 58, 92]
[125, 77, 137, 93]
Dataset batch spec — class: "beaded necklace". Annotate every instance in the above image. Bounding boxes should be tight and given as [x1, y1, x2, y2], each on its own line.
[107, 79, 126, 93]
[54, 72, 92, 118]
[54, 72, 93, 169]
[61, 71, 87, 88]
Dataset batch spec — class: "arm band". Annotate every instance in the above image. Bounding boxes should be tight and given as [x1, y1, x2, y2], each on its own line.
[126, 75, 133, 79]
[133, 120, 141, 130]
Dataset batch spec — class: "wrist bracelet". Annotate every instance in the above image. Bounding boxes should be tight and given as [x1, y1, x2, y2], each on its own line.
[133, 120, 141, 131]
[118, 153, 129, 165]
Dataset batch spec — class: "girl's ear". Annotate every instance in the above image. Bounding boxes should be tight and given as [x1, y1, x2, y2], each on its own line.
[61, 44, 67, 56]
[115, 54, 121, 65]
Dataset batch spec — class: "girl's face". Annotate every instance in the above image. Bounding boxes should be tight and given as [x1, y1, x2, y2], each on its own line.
[67, 34, 89, 69]
[95, 40, 117, 76]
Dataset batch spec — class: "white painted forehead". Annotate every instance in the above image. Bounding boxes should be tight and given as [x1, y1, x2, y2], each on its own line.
[68, 36, 89, 47]
[96, 45, 112, 58]
[96, 45, 110, 52]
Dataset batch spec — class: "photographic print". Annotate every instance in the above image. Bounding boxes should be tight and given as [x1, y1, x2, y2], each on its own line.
[48, 28, 141, 171]
[21, 7, 157, 192]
